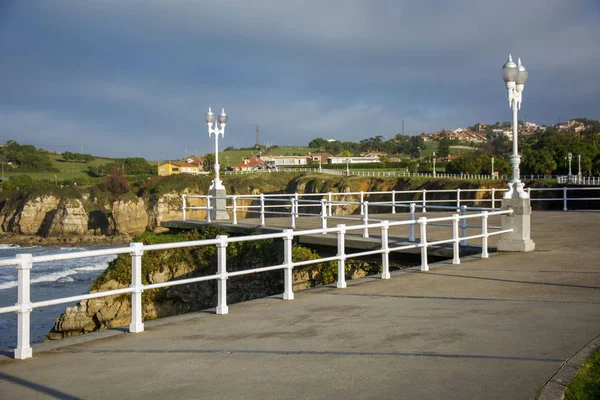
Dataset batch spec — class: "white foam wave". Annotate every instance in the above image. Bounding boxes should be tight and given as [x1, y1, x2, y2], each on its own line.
[0, 244, 19, 249]
[74, 263, 109, 272]
[0, 269, 78, 290]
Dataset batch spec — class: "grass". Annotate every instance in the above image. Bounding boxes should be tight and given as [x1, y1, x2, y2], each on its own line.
[564, 348, 600, 400]
[3, 154, 115, 182]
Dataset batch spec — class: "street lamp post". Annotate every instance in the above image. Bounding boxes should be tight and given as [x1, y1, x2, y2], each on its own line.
[432, 152, 436, 177]
[568, 152, 573, 183]
[497, 54, 535, 252]
[205, 107, 229, 220]
[501, 54, 529, 199]
[345, 158, 350, 176]
[578, 154, 582, 184]
[491, 156, 495, 179]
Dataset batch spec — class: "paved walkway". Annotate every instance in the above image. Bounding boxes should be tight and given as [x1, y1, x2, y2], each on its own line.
[1, 211, 600, 399]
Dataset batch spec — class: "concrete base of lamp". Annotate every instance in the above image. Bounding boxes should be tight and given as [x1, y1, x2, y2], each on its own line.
[497, 197, 535, 252]
[208, 187, 229, 221]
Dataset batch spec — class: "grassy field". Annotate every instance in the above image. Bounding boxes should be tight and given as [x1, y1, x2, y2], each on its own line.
[2, 154, 115, 181]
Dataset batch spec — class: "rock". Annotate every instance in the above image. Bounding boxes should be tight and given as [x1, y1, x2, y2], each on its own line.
[15, 195, 60, 235]
[111, 198, 149, 235]
[47, 199, 88, 236]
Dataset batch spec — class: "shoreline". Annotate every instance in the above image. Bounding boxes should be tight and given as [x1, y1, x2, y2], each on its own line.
[0, 233, 132, 248]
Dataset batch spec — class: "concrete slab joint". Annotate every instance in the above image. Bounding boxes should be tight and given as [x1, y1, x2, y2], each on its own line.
[497, 197, 535, 252]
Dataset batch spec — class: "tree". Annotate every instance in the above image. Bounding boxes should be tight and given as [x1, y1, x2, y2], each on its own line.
[308, 138, 328, 150]
[203, 153, 215, 172]
[97, 170, 130, 195]
[437, 139, 451, 158]
[359, 136, 384, 152]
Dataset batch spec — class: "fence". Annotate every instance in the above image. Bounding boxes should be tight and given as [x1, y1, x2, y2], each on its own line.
[182, 186, 600, 227]
[0, 209, 512, 360]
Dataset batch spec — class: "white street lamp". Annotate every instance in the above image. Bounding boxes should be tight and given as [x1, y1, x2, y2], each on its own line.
[346, 158, 350, 176]
[205, 107, 228, 190]
[501, 54, 529, 198]
[568, 152, 573, 179]
[491, 156, 495, 179]
[432, 152, 436, 177]
[578, 154, 582, 183]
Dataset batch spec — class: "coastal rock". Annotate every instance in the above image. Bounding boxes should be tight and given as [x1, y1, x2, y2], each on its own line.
[15, 195, 60, 235]
[47, 198, 88, 236]
[151, 193, 183, 232]
[111, 198, 149, 235]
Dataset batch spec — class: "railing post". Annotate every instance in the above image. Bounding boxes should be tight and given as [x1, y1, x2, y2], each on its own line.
[260, 194, 265, 227]
[15, 254, 33, 360]
[481, 211, 489, 258]
[362, 201, 369, 238]
[294, 192, 299, 218]
[456, 188, 461, 209]
[360, 191, 365, 215]
[452, 214, 460, 264]
[418, 217, 429, 271]
[409, 202, 416, 242]
[321, 199, 327, 234]
[460, 205, 468, 246]
[422, 189, 427, 213]
[206, 196, 212, 223]
[129, 242, 144, 333]
[290, 198, 296, 229]
[283, 229, 294, 300]
[381, 220, 390, 279]
[182, 195, 187, 221]
[391, 190, 396, 214]
[216, 235, 229, 315]
[563, 187, 568, 211]
[491, 188, 496, 209]
[337, 224, 347, 288]
[231, 196, 238, 225]
[328, 192, 333, 216]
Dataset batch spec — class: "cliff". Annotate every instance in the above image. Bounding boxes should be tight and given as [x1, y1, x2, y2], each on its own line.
[0, 172, 528, 244]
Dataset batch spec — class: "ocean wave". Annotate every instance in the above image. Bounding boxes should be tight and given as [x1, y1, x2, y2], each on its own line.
[0, 269, 78, 290]
[0, 244, 19, 249]
[74, 263, 109, 272]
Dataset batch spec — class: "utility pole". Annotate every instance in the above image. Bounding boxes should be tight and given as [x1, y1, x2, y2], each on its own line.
[402, 120, 405, 136]
[256, 124, 260, 147]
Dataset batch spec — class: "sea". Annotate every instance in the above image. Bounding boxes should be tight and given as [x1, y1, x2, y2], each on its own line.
[0, 244, 118, 351]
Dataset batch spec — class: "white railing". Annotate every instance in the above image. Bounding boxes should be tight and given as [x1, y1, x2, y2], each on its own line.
[557, 175, 600, 186]
[181, 186, 600, 226]
[0, 209, 512, 360]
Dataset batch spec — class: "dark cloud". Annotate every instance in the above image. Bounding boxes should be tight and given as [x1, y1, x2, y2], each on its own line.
[0, 0, 598, 158]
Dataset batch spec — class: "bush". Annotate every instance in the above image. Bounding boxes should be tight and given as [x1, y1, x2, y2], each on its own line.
[3, 174, 34, 191]
[96, 170, 130, 195]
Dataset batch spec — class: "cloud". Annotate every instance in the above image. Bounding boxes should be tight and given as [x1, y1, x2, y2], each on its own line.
[0, 0, 598, 158]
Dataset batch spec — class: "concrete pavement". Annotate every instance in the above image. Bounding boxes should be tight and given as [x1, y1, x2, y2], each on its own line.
[1, 211, 600, 399]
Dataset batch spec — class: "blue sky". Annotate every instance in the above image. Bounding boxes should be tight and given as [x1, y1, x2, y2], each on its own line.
[0, 0, 598, 160]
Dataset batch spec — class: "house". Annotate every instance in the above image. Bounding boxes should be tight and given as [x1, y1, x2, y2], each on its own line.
[455, 130, 486, 143]
[328, 156, 381, 164]
[186, 156, 204, 167]
[261, 155, 308, 166]
[230, 155, 268, 171]
[419, 133, 432, 142]
[158, 162, 203, 176]
[307, 152, 334, 165]
[360, 151, 388, 158]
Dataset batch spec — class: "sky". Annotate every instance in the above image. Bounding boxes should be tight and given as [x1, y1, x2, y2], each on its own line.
[0, 0, 599, 160]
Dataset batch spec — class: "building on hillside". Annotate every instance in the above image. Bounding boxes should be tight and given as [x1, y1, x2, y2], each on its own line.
[328, 156, 381, 164]
[158, 162, 203, 176]
[186, 156, 204, 167]
[360, 151, 388, 158]
[554, 120, 586, 134]
[261, 155, 308, 166]
[455, 130, 486, 143]
[230, 155, 269, 171]
[307, 152, 334, 165]
[419, 133, 432, 141]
